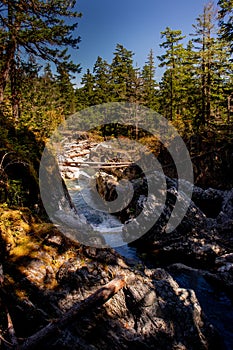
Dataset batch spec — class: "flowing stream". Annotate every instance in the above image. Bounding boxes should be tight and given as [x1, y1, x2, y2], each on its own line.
[65, 172, 139, 259]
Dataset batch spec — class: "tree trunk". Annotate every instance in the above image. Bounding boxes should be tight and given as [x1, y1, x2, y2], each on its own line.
[201, 57, 206, 126]
[0, 41, 17, 103]
[0, 85, 5, 103]
[10, 61, 21, 122]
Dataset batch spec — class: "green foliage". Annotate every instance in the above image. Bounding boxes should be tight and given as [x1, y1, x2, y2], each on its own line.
[141, 50, 159, 109]
[110, 44, 137, 101]
[0, 0, 233, 212]
[76, 69, 95, 108]
[6, 179, 25, 206]
[157, 27, 186, 121]
[191, 1, 233, 127]
[93, 56, 112, 104]
[218, 0, 233, 51]
[0, 0, 81, 119]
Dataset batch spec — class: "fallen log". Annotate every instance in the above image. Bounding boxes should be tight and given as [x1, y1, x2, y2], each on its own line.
[68, 150, 90, 158]
[19, 275, 126, 350]
[62, 161, 132, 168]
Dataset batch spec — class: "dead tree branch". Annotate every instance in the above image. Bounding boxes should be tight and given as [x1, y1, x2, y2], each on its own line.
[19, 275, 126, 350]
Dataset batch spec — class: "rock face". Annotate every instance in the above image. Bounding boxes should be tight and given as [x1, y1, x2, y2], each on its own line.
[139, 182, 233, 272]
[96, 168, 233, 276]
[52, 260, 217, 350]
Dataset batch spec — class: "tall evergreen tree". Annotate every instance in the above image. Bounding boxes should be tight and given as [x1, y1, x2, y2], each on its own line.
[110, 44, 136, 101]
[0, 0, 81, 119]
[191, 2, 217, 126]
[158, 27, 186, 120]
[210, 37, 233, 123]
[141, 49, 158, 110]
[20, 61, 64, 138]
[93, 56, 112, 104]
[129, 65, 144, 104]
[179, 41, 201, 131]
[218, 0, 233, 126]
[56, 56, 78, 115]
[76, 69, 95, 108]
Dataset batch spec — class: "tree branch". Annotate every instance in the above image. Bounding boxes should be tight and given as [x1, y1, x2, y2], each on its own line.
[19, 275, 126, 350]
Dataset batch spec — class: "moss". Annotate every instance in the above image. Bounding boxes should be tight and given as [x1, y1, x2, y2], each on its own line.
[10, 240, 39, 259]
[0, 205, 84, 290]
[31, 223, 56, 236]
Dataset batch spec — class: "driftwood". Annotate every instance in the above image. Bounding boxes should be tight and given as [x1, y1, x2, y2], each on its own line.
[19, 275, 126, 350]
[62, 161, 132, 168]
[68, 150, 90, 158]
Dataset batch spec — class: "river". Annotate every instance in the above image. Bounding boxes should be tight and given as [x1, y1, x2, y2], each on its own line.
[65, 173, 139, 259]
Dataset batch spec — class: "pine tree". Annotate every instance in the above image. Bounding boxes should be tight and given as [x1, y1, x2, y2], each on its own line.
[110, 44, 136, 101]
[141, 49, 159, 110]
[0, 0, 81, 119]
[210, 38, 233, 124]
[56, 56, 78, 116]
[20, 61, 64, 138]
[191, 2, 218, 126]
[158, 27, 186, 120]
[129, 65, 144, 105]
[179, 41, 200, 131]
[92, 56, 112, 104]
[76, 69, 95, 108]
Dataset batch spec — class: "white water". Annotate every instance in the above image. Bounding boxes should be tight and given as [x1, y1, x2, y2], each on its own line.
[65, 172, 133, 251]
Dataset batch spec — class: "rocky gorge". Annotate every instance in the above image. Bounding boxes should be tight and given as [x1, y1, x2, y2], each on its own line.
[56, 135, 233, 348]
[0, 134, 233, 349]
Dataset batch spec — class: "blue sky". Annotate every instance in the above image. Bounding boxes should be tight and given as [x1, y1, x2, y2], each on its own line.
[73, 0, 218, 85]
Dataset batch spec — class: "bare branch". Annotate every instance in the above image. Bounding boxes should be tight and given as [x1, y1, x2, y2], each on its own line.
[20, 275, 126, 350]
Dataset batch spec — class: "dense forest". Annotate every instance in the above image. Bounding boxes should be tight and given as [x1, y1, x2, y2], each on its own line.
[0, 0, 233, 349]
[1, 1, 233, 135]
[1, 1, 233, 206]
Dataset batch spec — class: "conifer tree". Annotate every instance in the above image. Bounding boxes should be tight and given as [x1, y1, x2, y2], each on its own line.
[158, 27, 185, 120]
[93, 56, 112, 104]
[191, 2, 217, 126]
[20, 61, 64, 137]
[0, 0, 81, 119]
[110, 44, 136, 101]
[179, 41, 200, 131]
[141, 49, 159, 110]
[210, 37, 233, 123]
[129, 65, 144, 104]
[76, 69, 95, 108]
[56, 56, 78, 116]
[218, 1, 233, 126]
